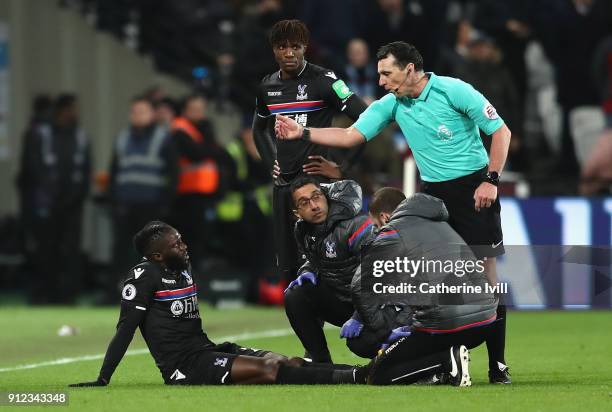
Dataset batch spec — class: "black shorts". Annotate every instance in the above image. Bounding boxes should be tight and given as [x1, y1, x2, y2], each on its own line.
[422, 167, 504, 258]
[168, 342, 271, 385]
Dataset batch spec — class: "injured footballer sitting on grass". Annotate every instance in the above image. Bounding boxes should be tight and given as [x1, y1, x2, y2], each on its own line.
[69, 221, 472, 387]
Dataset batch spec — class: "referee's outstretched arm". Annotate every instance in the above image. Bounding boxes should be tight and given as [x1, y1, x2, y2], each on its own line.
[275, 114, 365, 148]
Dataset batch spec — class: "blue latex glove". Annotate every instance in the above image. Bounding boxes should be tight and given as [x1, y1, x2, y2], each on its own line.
[380, 326, 412, 351]
[284, 272, 317, 293]
[340, 318, 363, 339]
[387, 325, 412, 343]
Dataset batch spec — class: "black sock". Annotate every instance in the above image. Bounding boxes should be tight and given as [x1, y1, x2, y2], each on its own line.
[354, 365, 370, 384]
[331, 369, 358, 384]
[303, 361, 354, 370]
[311, 352, 333, 363]
[369, 350, 448, 385]
[486, 304, 507, 370]
[299, 360, 362, 383]
[275, 364, 340, 384]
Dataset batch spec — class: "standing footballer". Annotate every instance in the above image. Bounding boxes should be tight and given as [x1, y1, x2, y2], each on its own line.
[275, 41, 512, 384]
[252, 19, 368, 284]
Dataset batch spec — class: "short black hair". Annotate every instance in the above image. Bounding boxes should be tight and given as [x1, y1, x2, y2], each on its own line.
[32, 94, 52, 113]
[269, 19, 310, 47]
[369, 187, 406, 216]
[290, 176, 321, 203]
[54, 93, 77, 115]
[131, 95, 154, 107]
[376, 41, 423, 71]
[31, 94, 53, 122]
[133, 221, 175, 257]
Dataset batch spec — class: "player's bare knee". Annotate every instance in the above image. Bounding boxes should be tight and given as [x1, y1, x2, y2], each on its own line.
[262, 352, 288, 362]
[284, 356, 305, 368]
[262, 358, 282, 383]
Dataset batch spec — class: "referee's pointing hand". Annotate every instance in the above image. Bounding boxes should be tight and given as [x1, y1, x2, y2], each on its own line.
[275, 114, 302, 140]
[473, 182, 497, 212]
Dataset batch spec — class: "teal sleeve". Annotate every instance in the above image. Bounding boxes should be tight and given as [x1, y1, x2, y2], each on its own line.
[450, 80, 504, 135]
[352, 94, 395, 141]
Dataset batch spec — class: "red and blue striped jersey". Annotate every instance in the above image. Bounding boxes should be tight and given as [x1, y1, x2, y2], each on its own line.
[255, 62, 366, 175]
[119, 261, 214, 376]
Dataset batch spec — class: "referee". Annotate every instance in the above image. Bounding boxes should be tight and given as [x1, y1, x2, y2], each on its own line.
[275, 41, 512, 384]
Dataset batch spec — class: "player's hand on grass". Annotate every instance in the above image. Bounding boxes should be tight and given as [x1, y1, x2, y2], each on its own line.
[275, 114, 303, 140]
[69, 377, 108, 387]
[303, 155, 341, 179]
[340, 317, 363, 339]
[284, 271, 317, 293]
[474, 182, 497, 211]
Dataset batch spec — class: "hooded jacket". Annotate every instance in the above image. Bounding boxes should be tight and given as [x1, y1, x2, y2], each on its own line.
[294, 180, 374, 303]
[353, 193, 497, 338]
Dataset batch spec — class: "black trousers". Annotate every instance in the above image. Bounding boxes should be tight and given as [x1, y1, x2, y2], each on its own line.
[369, 324, 493, 385]
[24, 207, 83, 304]
[215, 198, 274, 302]
[346, 326, 384, 359]
[284, 282, 354, 363]
[272, 184, 301, 280]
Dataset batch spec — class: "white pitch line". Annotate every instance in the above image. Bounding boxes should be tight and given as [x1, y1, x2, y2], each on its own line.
[0, 328, 295, 373]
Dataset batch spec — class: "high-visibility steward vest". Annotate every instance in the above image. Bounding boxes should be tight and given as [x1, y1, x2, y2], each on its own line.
[114, 125, 170, 204]
[34, 124, 89, 211]
[172, 117, 219, 195]
[216, 140, 272, 222]
[38, 124, 88, 183]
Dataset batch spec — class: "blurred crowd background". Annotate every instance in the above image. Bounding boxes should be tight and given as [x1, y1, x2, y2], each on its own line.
[1, 0, 612, 305]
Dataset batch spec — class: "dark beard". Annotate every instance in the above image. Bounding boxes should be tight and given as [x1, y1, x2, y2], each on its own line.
[165, 254, 188, 272]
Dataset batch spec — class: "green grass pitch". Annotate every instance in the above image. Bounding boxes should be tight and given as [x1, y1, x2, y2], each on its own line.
[1, 307, 611, 411]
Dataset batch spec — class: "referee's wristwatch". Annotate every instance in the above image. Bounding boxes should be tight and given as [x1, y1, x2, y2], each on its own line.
[301, 127, 311, 141]
[484, 171, 500, 186]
